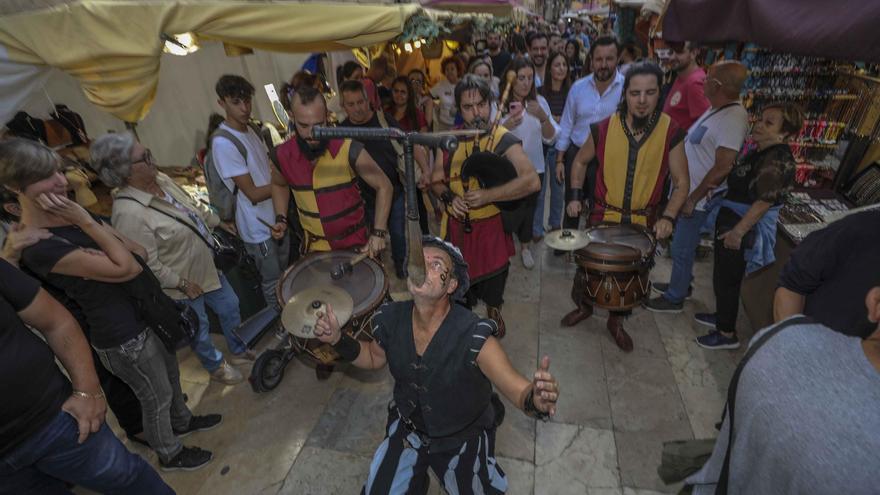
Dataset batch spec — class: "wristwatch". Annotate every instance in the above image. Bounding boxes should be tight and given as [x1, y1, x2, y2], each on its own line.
[177, 278, 189, 292]
[371, 229, 388, 239]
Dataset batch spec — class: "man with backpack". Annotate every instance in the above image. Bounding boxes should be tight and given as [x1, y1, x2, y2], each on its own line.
[207, 75, 289, 307]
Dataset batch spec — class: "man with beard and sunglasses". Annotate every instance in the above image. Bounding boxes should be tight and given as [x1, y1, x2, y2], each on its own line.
[430, 75, 540, 337]
[269, 86, 392, 258]
[562, 62, 690, 351]
[554, 36, 625, 242]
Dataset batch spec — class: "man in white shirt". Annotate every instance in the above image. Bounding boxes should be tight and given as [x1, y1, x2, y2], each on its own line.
[646, 61, 749, 313]
[554, 36, 624, 235]
[211, 75, 289, 307]
[527, 32, 549, 88]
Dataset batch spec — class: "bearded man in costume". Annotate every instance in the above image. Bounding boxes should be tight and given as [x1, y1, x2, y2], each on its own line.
[270, 86, 392, 257]
[429, 74, 540, 337]
[563, 62, 690, 351]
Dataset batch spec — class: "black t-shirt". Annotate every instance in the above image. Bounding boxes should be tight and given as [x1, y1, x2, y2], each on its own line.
[490, 51, 512, 81]
[20, 224, 147, 349]
[0, 259, 72, 456]
[342, 112, 405, 210]
[725, 144, 796, 205]
[778, 210, 880, 338]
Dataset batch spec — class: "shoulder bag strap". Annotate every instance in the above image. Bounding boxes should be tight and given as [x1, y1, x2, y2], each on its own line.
[116, 196, 215, 252]
[715, 315, 814, 494]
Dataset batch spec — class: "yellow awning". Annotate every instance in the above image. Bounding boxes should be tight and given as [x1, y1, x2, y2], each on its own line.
[0, 1, 423, 122]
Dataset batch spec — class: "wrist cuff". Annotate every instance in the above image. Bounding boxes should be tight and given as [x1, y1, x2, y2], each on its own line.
[566, 188, 583, 203]
[331, 333, 361, 362]
[523, 386, 550, 421]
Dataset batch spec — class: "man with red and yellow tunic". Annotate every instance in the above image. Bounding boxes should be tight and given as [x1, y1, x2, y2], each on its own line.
[563, 63, 690, 352]
[431, 74, 540, 337]
[270, 86, 392, 259]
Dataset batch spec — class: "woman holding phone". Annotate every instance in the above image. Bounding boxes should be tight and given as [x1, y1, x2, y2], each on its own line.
[499, 57, 559, 269]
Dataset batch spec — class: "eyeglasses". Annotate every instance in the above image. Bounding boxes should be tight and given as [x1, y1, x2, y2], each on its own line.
[132, 149, 154, 167]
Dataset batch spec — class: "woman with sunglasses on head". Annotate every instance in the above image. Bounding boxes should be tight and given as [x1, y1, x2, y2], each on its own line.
[90, 132, 252, 385]
[0, 137, 220, 472]
[498, 56, 559, 270]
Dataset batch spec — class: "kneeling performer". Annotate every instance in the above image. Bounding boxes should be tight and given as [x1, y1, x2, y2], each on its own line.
[315, 237, 559, 494]
[563, 63, 689, 351]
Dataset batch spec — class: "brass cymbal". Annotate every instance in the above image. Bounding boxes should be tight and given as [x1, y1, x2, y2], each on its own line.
[281, 286, 353, 339]
[544, 229, 591, 251]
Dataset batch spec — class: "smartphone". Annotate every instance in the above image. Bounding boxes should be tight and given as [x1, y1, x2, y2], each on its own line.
[509, 101, 523, 116]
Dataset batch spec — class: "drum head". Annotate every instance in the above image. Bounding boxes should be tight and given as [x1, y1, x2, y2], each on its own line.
[582, 242, 641, 261]
[277, 251, 388, 318]
[585, 224, 654, 257]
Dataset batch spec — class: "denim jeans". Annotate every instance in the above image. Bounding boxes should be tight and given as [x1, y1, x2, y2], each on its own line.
[95, 330, 192, 463]
[184, 273, 246, 372]
[534, 147, 565, 236]
[0, 411, 174, 495]
[244, 234, 290, 309]
[663, 208, 711, 304]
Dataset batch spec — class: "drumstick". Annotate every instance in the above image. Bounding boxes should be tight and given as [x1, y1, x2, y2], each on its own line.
[330, 251, 370, 280]
[257, 216, 285, 245]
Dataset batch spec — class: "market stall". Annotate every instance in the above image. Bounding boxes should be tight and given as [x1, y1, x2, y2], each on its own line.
[0, 0, 430, 319]
[661, 0, 880, 329]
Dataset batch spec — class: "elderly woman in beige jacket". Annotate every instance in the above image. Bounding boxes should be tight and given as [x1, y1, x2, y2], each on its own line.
[91, 133, 251, 385]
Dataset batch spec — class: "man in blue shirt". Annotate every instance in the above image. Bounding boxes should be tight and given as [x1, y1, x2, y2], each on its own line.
[554, 36, 625, 235]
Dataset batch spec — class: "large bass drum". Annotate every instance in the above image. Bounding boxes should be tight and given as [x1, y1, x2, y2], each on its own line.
[276, 250, 389, 366]
[574, 224, 656, 310]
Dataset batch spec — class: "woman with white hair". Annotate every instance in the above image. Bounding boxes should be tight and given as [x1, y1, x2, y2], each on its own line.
[90, 132, 252, 385]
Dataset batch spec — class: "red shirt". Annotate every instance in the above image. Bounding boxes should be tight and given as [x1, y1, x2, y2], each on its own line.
[395, 109, 428, 132]
[663, 67, 711, 131]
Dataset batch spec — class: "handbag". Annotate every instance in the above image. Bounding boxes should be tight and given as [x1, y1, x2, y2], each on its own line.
[124, 255, 199, 351]
[209, 225, 249, 271]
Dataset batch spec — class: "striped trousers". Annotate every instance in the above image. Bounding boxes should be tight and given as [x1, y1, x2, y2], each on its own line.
[363, 414, 508, 494]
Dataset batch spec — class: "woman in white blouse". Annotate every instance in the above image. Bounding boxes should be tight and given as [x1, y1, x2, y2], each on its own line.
[499, 56, 559, 269]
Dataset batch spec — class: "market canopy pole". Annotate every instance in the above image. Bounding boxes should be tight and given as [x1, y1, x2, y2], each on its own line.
[0, 0, 424, 123]
[661, 0, 880, 63]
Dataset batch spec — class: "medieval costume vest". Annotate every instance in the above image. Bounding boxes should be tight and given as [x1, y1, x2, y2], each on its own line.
[373, 301, 498, 451]
[441, 126, 517, 282]
[275, 138, 367, 251]
[591, 112, 681, 226]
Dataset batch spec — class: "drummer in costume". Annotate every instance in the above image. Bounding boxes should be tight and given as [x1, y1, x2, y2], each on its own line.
[430, 74, 540, 336]
[313, 237, 560, 494]
[270, 86, 392, 257]
[563, 63, 690, 351]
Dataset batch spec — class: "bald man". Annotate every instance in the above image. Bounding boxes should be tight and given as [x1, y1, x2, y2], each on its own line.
[646, 61, 750, 313]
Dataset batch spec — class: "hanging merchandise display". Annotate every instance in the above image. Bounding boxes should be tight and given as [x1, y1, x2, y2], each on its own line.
[736, 45, 879, 190]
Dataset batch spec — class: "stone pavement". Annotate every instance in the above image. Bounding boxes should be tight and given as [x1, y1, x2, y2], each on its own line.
[80, 241, 753, 495]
